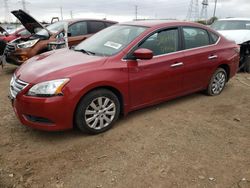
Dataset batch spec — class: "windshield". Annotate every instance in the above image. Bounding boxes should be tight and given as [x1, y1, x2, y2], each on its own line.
[36, 21, 67, 36]
[211, 20, 250, 30]
[75, 25, 147, 56]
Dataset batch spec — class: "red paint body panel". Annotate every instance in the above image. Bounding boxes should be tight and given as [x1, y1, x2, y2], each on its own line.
[11, 21, 239, 131]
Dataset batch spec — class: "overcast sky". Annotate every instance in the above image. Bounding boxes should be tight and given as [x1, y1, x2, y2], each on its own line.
[0, 0, 250, 23]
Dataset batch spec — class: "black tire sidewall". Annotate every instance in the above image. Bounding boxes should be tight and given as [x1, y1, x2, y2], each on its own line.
[75, 89, 120, 134]
[207, 68, 227, 96]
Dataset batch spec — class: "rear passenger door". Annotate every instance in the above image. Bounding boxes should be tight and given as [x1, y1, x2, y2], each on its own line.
[68, 21, 90, 46]
[181, 27, 219, 92]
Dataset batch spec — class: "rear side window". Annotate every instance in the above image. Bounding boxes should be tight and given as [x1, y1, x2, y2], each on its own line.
[139, 28, 179, 56]
[210, 32, 219, 44]
[88, 21, 106, 34]
[68, 21, 87, 36]
[183, 27, 210, 49]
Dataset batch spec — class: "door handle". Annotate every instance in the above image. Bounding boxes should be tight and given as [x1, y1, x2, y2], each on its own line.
[170, 62, 184, 68]
[208, 55, 218, 60]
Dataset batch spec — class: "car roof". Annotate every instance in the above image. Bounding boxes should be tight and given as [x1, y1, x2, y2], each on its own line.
[218, 18, 250, 21]
[119, 20, 207, 29]
[62, 18, 118, 24]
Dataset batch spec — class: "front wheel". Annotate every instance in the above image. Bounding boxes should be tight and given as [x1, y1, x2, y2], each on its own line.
[75, 89, 120, 134]
[206, 68, 227, 96]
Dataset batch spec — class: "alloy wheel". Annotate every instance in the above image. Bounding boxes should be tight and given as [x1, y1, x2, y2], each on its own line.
[211, 71, 226, 95]
[84, 97, 116, 130]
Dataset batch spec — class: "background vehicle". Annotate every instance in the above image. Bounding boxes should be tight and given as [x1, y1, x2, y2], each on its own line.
[10, 21, 239, 134]
[0, 27, 30, 43]
[211, 18, 250, 72]
[4, 9, 117, 65]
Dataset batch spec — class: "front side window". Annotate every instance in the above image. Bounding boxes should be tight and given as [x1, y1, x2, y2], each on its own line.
[183, 27, 210, 49]
[68, 22, 87, 36]
[75, 25, 147, 56]
[139, 28, 179, 56]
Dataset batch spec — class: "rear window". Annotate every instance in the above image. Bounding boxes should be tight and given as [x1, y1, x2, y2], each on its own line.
[211, 20, 250, 30]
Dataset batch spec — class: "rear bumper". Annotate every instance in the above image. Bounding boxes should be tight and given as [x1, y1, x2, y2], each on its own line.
[12, 94, 75, 131]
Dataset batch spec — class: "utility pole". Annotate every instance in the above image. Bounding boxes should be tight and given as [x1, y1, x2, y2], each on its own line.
[60, 6, 63, 20]
[18, 0, 29, 13]
[200, 0, 208, 22]
[70, 10, 73, 19]
[186, 0, 200, 21]
[135, 5, 138, 20]
[213, 0, 218, 18]
[3, 0, 11, 23]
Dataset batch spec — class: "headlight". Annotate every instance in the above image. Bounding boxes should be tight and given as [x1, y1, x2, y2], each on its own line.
[17, 39, 39, 49]
[27, 78, 70, 97]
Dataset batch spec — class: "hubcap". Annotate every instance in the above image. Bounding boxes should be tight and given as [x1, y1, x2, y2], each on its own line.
[84, 97, 116, 130]
[211, 72, 226, 94]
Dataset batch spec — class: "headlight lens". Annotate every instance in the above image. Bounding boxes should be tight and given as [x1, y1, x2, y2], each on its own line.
[17, 39, 39, 49]
[27, 78, 70, 97]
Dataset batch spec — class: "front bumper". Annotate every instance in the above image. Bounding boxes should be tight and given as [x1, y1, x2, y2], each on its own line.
[11, 94, 75, 131]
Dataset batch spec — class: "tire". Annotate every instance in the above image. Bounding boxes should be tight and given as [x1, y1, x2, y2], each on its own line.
[0, 39, 6, 55]
[75, 89, 120, 134]
[244, 56, 250, 73]
[206, 68, 227, 96]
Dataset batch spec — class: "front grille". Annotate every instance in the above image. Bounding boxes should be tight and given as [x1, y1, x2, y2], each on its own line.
[5, 43, 16, 54]
[10, 75, 29, 98]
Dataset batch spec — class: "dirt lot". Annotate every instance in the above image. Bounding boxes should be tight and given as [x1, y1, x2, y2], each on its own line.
[0, 65, 250, 188]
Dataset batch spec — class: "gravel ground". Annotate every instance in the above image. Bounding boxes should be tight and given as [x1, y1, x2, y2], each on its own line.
[0, 65, 250, 188]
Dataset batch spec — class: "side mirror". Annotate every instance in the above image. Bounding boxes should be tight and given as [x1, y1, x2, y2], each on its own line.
[4, 32, 9, 37]
[133, 48, 153, 60]
[67, 32, 72, 37]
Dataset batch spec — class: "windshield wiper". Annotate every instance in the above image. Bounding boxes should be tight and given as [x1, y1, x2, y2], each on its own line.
[74, 49, 95, 55]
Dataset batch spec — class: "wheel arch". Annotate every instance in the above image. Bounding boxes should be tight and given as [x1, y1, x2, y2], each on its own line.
[72, 85, 125, 127]
[218, 64, 230, 81]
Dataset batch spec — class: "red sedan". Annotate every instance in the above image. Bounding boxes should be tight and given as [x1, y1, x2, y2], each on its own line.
[10, 20, 239, 134]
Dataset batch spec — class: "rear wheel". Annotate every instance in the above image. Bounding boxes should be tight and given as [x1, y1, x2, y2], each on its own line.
[75, 89, 120, 134]
[206, 68, 227, 96]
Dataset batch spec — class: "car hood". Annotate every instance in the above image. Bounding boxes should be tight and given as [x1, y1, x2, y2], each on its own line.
[11, 9, 48, 35]
[0, 25, 7, 34]
[16, 48, 108, 83]
[217, 30, 250, 44]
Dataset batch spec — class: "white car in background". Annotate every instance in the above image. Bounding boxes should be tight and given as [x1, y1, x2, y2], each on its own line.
[211, 18, 250, 72]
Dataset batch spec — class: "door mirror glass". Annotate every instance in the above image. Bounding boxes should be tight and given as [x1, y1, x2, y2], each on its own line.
[133, 48, 153, 60]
